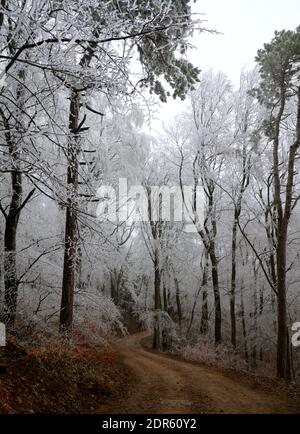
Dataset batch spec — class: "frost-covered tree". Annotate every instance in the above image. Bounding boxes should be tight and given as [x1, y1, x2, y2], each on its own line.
[253, 27, 300, 379]
[0, 0, 205, 333]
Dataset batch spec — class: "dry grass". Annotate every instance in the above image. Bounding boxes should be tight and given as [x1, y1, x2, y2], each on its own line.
[0, 335, 130, 413]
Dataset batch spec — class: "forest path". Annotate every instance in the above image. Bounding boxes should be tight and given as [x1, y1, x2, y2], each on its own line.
[97, 332, 300, 414]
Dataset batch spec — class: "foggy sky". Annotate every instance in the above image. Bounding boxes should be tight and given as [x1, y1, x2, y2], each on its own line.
[152, 0, 300, 129]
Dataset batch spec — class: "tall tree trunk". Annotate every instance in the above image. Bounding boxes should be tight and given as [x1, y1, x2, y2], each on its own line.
[110, 272, 116, 303]
[230, 210, 238, 348]
[272, 84, 287, 379]
[208, 185, 222, 345]
[0, 114, 35, 328]
[230, 142, 249, 349]
[174, 277, 182, 329]
[186, 252, 208, 336]
[273, 86, 300, 378]
[240, 284, 249, 366]
[200, 251, 209, 335]
[2, 180, 35, 329]
[251, 273, 258, 370]
[59, 39, 97, 334]
[162, 271, 168, 313]
[3, 175, 21, 328]
[153, 252, 162, 350]
[271, 84, 300, 379]
[276, 227, 289, 378]
[59, 90, 80, 334]
[259, 285, 264, 361]
[276, 86, 300, 379]
[0, 60, 24, 327]
[209, 242, 222, 344]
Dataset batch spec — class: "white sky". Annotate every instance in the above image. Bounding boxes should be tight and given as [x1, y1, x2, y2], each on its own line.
[151, 0, 300, 129]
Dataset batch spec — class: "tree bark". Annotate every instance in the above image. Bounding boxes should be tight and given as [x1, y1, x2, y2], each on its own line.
[3, 175, 21, 328]
[240, 284, 249, 366]
[174, 277, 182, 329]
[272, 82, 288, 379]
[230, 211, 238, 348]
[59, 37, 97, 334]
[153, 251, 162, 350]
[209, 242, 222, 344]
[273, 86, 300, 379]
[200, 251, 209, 335]
[162, 272, 168, 313]
[0, 114, 35, 327]
[276, 227, 289, 378]
[230, 141, 249, 348]
[59, 90, 80, 334]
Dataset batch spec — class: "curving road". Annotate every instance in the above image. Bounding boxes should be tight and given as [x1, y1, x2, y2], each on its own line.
[97, 332, 300, 414]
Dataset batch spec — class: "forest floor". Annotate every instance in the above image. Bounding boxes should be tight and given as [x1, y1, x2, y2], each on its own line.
[97, 332, 300, 414]
[0, 331, 299, 413]
[0, 337, 131, 413]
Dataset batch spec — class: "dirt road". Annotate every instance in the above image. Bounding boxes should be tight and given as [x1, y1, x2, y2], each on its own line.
[97, 332, 300, 414]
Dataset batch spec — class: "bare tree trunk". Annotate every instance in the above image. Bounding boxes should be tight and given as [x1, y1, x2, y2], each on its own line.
[251, 279, 258, 370]
[240, 284, 249, 366]
[59, 90, 80, 334]
[2, 184, 35, 329]
[0, 114, 35, 328]
[207, 184, 222, 345]
[259, 285, 264, 361]
[0, 0, 6, 31]
[110, 272, 116, 303]
[3, 194, 20, 328]
[276, 228, 289, 378]
[272, 85, 288, 379]
[162, 271, 168, 313]
[200, 251, 209, 335]
[0, 47, 30, 327]
[153, 252, 162, 350]
[174, 277, 182, 329]
[59, 38, 97, 334]
[273, 86, 300, 378]
[186, 251, 208, 336]
[209, 242, 221, 344]
[230, 142, 250, 348]
[274, 85, 300, 379]
[230, 211, 238, 348]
